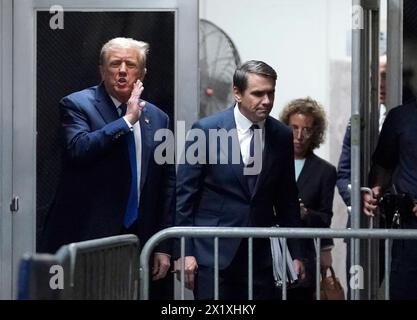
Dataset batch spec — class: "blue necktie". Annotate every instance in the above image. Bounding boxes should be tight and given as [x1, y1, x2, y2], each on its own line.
[247, 124, 260, 194]
[119, 103, 139, 228]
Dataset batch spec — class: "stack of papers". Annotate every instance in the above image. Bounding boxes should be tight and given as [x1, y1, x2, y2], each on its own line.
[270, 236, 298, 287]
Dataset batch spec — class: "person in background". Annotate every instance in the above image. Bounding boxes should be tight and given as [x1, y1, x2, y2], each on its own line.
[40, 37, 176, 299]
[280, 97, 337, 300]
[337, 55, 388, 211]
[363, 98, 417, 299]
[336, 54, 388, 298]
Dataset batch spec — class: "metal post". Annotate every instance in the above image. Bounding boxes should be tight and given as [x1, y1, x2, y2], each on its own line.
[386, 0, 403, 110]
[0, 0, 14, 300]
[367, 6, 381, 301]
[315, 238, 321, 300]
[248, 237, 253, 300]
[214, 237, 219, 300]
[180, 237, 185, 300]
[352, 0, 380, 300]
[384, 238, 390, 300]
[351, 0, 365, 301]
[282, 238, 287, 300]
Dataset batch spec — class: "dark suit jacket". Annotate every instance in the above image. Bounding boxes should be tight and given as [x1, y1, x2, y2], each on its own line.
[295, 152, 336, 288]
[175, 107, 303, 270]
[336, 122, 351, 207]
[40, 83, 175, 253]
[297, 152, 337, 247]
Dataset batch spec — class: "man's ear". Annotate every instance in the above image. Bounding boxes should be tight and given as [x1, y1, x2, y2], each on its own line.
[99, 65, 105, 81]
[233, 86, 242, 103]
[139, 68, 147, 81]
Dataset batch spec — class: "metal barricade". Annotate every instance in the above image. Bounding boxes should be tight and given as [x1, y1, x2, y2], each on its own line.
[18, 235, 139, 300]
[139, 227, 417, 300]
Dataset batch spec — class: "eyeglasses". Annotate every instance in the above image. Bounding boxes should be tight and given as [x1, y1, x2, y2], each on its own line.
[291, 126, 313, 139]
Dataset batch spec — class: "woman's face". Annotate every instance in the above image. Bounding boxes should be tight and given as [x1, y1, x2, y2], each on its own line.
[288, 113, 314, 159]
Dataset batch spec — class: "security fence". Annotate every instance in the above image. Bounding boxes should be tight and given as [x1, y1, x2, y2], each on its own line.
[18, 235, 139, 300]
[139, 227, 417, 300]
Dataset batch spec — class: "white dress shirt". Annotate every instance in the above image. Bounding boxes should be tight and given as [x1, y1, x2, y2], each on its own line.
[379, 103, 387, 132]
[233, 104, 265, 166]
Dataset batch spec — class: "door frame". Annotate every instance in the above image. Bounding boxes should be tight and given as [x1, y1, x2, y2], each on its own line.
[0, 0, 14, 300]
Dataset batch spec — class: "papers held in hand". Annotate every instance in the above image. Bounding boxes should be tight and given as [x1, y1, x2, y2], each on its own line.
[270, 235, 298, 287]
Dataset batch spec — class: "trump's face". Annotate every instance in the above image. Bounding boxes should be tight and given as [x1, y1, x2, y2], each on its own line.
[233, 73, 275, 123]
[100, 47, 145, 103]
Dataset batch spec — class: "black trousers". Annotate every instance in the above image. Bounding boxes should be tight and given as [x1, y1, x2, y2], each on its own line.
[390, 239, 417, 300]
[194, 241, 276, 300]
[121, 221, 173, 300]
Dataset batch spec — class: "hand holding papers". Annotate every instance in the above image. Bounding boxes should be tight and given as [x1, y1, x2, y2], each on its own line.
[270, 227, 298, 287]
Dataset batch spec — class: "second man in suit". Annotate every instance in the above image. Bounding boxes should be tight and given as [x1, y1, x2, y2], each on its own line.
[174, 60, 305, 300]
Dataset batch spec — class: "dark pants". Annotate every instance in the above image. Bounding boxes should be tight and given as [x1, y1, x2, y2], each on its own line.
[194, 241, 276, 300]
[149, 275, 174, 300]
[121, 221, 173, 300]
[283, 258, 316, 300]
[390, 239, 417, 300]
[277, 287, 315, 300]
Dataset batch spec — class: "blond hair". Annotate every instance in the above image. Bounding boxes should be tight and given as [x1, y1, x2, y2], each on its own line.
[99, 37, 149, 70]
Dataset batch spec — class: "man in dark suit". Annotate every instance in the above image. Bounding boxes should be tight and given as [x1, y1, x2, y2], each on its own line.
[174, 60, 305, 300]
[363, 101, 417, 299]
[40, 38, 175, 296]
[280, 97, 337, 299]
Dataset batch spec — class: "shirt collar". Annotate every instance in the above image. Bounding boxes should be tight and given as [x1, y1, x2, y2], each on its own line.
[110, 95, 123, 109]
[233, 103, 265, 132]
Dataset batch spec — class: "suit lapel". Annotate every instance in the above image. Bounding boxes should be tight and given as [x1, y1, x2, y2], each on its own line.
[93, 85, 152, 192]
[296, 153, 314, 190]
[139, 105, 153, 192]
[220, 108, 251, 197]
[251, 117, 274, 197]
[94, 83, 119, 123]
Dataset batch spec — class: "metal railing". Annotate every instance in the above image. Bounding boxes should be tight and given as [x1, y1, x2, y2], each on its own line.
[18, 235, 139, 300]
[139, 226, 417, 300]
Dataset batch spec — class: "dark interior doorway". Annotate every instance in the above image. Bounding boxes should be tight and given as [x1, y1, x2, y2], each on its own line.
[36, 11, 175, 249]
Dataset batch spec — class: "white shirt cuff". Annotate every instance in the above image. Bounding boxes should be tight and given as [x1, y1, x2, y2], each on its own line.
[122, 116, 134, 131]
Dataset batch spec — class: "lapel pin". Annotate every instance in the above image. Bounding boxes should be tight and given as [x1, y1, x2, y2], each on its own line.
[144, 117, 150, 124]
